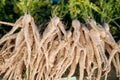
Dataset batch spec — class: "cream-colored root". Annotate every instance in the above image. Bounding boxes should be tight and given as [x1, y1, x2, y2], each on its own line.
[0, 14, 119, 80]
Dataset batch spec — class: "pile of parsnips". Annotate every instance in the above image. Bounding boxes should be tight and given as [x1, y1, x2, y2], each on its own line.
[0, 14, 120, 80]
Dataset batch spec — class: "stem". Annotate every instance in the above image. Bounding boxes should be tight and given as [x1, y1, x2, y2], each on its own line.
[0, 21, 14, 26]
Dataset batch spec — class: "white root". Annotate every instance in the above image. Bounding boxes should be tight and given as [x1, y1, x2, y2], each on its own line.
[0, 15, 119, 80]
[67, 20, 81, 79]
[88, 19, 108, 69]
[82, 24, 94, 79]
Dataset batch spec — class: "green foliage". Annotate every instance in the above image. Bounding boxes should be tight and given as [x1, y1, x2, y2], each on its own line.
[52, 0, 69, 18]
[15, 0, 52, 25]
[0, 0, 5, 9]
[16, 0, 49, 14]
[0, 0, 120, 40]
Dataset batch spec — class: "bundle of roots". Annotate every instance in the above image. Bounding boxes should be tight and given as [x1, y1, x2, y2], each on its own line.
[0, 14, 120, 80]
